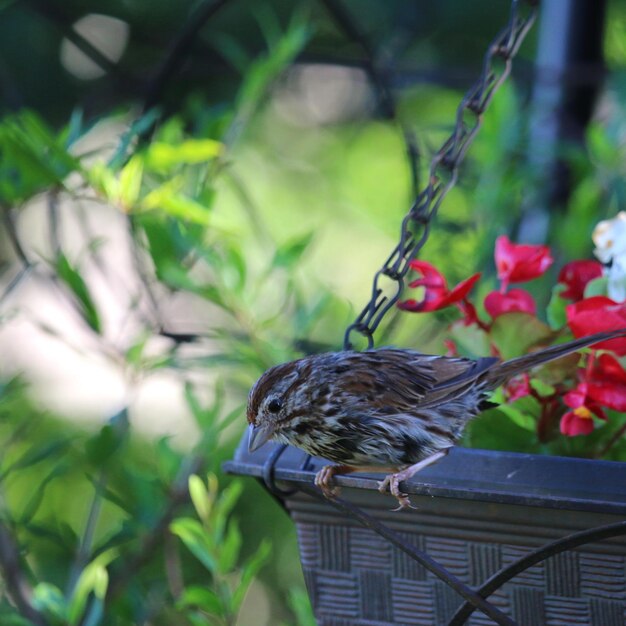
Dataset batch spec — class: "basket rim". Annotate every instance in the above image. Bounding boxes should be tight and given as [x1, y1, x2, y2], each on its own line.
[224, 436, 626, 515]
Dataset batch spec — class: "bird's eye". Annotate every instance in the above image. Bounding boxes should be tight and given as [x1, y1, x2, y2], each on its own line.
[267, 398, 282, 413]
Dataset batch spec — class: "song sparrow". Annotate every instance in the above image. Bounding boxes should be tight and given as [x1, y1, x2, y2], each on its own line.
[247, 329, 626, 509]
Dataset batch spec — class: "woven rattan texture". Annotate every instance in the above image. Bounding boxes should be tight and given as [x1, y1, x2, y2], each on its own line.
[290, 496, 626, 626]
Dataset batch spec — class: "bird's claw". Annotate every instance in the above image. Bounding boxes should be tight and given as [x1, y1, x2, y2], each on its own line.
[314, 465, 341, 498]
[378, 473, 417, 511]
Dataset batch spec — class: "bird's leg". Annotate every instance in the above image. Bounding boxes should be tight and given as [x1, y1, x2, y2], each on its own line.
[314, 464, 357, 498]
[378, 448, 452, 511]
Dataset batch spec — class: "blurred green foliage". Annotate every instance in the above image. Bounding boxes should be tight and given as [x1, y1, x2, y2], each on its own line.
[1, 1, 626, 624]
[0, 12, 322, 625]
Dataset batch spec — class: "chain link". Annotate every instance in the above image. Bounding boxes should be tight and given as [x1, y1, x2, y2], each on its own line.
[344, 0, 538, 351]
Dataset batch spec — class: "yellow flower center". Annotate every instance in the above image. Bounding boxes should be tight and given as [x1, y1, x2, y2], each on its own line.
[573, 406, 592, 419]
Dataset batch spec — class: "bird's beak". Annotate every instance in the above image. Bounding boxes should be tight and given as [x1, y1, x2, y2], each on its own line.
[248, 423, 274, 453]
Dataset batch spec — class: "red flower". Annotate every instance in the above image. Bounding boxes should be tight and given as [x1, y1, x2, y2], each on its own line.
[484, 288, 536, 318]
[495, 236, 553, 291]
[443, 339, 458, 356]
[398, 261, 481, 315]
[558, 260, 603, 301]
[586, 353, 626, 411]
[560, 382, 607, 436]
[504, 373, 532, 402]
[566, 296, 626, 355]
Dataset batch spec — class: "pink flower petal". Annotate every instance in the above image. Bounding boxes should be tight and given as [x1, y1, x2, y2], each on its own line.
[566, 296, 626, 355]
[495, 236, 554, 288]
[558, 260, 603, 301]
[560, 410, 595, 436]
[484, 288, 536, 318]
[586, 353, 626, 411]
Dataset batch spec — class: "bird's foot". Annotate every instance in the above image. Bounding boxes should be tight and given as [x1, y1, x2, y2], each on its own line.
[377, 449, 453, 511]
[378, 473, 416, 511]
[314, 465, 342, 498]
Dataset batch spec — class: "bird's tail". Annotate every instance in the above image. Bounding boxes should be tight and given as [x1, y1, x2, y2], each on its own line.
[485, 328, 626, 389]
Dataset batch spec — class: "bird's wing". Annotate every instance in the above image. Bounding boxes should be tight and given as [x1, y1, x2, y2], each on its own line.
[326, 349, 489, 413]
[416, 355, 500, 409]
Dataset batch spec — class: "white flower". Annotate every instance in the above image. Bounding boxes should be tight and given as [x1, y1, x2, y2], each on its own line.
[593, 211, 626, 263]
[593, 212, 626, 301]
[608, 257, 626, 301]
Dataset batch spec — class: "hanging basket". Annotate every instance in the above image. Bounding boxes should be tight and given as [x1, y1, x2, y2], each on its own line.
[225, 440, 626, 626]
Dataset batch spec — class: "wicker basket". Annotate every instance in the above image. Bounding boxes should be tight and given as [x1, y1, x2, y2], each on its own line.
[225, 441, 626, 625]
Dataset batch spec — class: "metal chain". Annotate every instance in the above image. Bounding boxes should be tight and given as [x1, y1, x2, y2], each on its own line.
[344, 0, 538, 351]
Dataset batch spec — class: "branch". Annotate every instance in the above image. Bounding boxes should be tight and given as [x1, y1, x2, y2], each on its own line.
[0, 521, 48, 626]
[141, 0, 231, 126]
[27, 1, 119, 75]
[124, 215, 166, 332]
[0, 266, 33, 307]
[105, 455, 204, 602]
[66, 473, 106, 596]
[319, 0, 420, 194]
[2, 208, 32, 269]
[47, 191, 61, 257]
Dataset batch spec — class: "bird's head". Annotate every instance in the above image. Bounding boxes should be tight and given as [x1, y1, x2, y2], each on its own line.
[246, 359, 306, 452]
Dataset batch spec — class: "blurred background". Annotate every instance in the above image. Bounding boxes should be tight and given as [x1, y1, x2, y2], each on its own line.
[1, 0, 626, 624]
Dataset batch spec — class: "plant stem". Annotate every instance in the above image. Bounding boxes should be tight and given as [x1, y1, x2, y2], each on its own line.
[596, 421, 626, 459]
[67, 472, 106, 595]
[0, 521, 48, 625]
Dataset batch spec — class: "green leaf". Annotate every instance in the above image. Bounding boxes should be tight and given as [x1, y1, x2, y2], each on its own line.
[125, 333, 149, 366]
[170, 518, 216, 572]
[176, 586, 224, 616]
[68, 552, 116, 625]
[32, 582, 67, 621]
[85, 426, 122, 466]
[0, 112, 80, 202]
[288, 587, 316, 626]
[449, 323, 491, 357]
[141, 182, 212, 225]
[145, 139, 223, 171]
[1, 437, 73, 480]
[66, 108, 85, 147]
[464, 408, 539, 453]
[85, 408, 129, 465]
[536, 351, 580, 385]
[188, 474, 212, 523]
[232, 540, 271, 611]
[530, 378, 555, 397]
[56, 253, 101, 333]
[23, 520, 78, 552]
[214, 244, 247, 294]
[155, 437, 181, 483]
[108, 107, 161, 168]
[497, 395, 540, 431]
[118, 154, 144, 208]
[19, 464, 69, 524]
[214, 482, 243, 539]
[217, 521, 242, 574]
[184, 381, 221, 430]
[272, 233, 314, 269]
[584, 276, 608, 298]
[237, 20, 309, 111]
[489, 313, 554, 360]
[87, 163, 119, 200]
[587, 122, 620, 167]
[138, 214, 195, 282]
[218, 404, 245, 433]
[0, 613, 33, 626]
[81, 599, 104, 626]
[546, 283, 568, 330]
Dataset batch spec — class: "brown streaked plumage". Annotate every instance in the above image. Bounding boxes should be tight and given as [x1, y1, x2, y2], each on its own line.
[246, 329, 626, 509]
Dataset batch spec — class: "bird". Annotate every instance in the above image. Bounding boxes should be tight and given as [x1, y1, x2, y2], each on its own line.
[246, 329, 626, 509]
